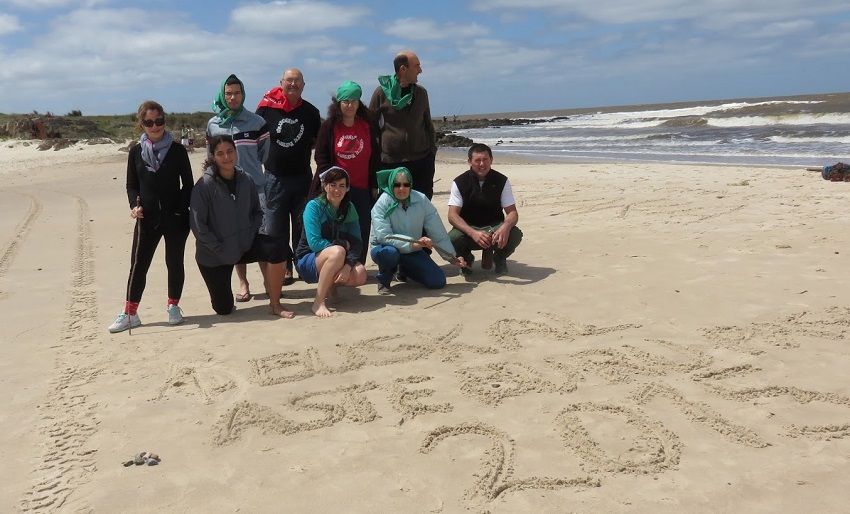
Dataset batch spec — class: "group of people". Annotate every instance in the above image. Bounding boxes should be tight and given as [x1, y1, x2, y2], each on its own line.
[107, 51, 523, 333]
[180, 125, 196, 153]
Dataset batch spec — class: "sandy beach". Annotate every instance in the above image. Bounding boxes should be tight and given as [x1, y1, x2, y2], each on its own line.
[2, 140, 849, 513]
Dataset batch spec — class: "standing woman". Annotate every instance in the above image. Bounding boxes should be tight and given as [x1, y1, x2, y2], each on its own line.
[190, 136, 294, 318]
[295, 166, 367, 318]
[312, 80, 381, 264]
[108, 100, 193, 333]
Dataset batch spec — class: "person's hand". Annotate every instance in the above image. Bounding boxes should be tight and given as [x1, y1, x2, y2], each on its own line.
[472, 229, 492, 248]
[492, 227, 512, 249]
[414, 236, 433, 250]
[131, 206, 144, 219]
[454, 256, 467, 268]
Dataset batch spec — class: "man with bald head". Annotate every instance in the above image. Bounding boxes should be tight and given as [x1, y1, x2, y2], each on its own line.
[369, 51, 438, 199]
[257, 68, 321, 283]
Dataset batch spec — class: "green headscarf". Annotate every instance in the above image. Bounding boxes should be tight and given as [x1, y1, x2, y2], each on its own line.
[377, 74, 414, 110]
[336, 80, 362, 102]
[376, 167, 412, 216]
[212, 74, 245, 126]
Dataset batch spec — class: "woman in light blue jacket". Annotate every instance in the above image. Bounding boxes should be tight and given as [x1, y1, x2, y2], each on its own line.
[370, 167, 466, 294]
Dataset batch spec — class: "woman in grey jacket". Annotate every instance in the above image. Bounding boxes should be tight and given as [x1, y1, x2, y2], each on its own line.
[190, 135, 294, 318]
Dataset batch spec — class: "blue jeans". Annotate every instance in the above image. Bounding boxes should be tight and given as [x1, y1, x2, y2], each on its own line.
[370, 245, 446, 289]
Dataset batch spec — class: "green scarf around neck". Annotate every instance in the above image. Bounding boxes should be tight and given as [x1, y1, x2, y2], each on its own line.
[378, 74, 414, 110]
[376, 167, 412, 216]
[212, 74, 245, 126]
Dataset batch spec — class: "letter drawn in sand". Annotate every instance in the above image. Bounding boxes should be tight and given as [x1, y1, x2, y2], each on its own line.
[556, 402, 683, 474]
[249, 331, 442, 386]
[692, 365, 850, 441]
[213, 382, 380, 446]
[420, 422, 599, 505]
[702, 307, 850, 355]
[456, 362, 574, 406]
[487, 313, 640, 351]
[384, 376, 453, 419]
[630, 382, 768, 448]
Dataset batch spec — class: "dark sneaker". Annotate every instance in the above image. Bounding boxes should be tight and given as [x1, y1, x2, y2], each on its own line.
[461, 266, 474, 277]
[394, 268, 408, 283]
[481, 248, 494, 270]
[494, 257, 508, 275]
[284, 267, 295, 286]
[378, 283, 391, 295]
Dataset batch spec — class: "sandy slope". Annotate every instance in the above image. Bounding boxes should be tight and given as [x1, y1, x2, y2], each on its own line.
[1, 140, 849, 513]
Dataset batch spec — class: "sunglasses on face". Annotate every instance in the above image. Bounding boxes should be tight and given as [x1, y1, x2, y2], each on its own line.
[393, 182, 411, 188]
[142, 117, 166, 128]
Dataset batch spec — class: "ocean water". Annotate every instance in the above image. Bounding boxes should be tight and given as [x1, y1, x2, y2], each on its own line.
[455, 92, 850, 167]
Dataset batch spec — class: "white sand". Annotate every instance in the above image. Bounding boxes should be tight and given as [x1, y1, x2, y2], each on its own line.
[1, 141, 849, 513]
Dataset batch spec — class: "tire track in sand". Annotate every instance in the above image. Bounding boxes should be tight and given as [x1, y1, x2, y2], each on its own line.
[0, 193, 43, 295]
[21, 194, 101, 513]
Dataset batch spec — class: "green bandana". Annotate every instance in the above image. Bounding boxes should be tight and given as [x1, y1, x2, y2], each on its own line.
[336, 80, 362, 102]
[212, 74, 245, 126]
[376, 167, 412, 216]
[378, 74, 414, 110]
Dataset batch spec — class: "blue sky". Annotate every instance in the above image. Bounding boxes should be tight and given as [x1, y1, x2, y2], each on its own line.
[1, 0, 849, 116]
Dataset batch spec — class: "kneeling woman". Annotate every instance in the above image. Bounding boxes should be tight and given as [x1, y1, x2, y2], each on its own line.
[370, 167, 466, 293]
[294, 166, 367, 317]
[190, 135, 294, 318]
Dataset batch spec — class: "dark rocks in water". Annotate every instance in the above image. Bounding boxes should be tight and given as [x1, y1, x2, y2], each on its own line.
[433, 115, 572, 148]
[434, 115, 571, 132]
[437, 132, 473, 147]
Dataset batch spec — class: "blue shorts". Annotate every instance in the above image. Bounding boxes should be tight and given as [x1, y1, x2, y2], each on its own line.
[295, 253, 319, 283]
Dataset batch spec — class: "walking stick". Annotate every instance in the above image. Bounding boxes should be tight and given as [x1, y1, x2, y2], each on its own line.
[385, 235, 460, 264]
[127, 196, 141, 335]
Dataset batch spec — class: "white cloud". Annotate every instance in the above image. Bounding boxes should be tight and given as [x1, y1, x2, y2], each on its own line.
[0, 0, 108, 8]
[470, 0, 848, 28]
[230, 1, 370, 34]
[744, 19, 816, 39]
[383, 18, 489, 41]
[0, 13, 22, 35]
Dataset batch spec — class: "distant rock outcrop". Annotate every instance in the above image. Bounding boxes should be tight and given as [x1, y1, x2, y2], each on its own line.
[432, 115, 571, 148]
[436, 132, 473, 147]
[1, 116, 112, 140]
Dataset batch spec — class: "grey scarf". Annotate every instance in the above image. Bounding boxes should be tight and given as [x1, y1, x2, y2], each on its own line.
[139, 131, 174, 173]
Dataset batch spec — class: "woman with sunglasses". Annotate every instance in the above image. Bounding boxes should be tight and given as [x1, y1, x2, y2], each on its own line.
[312, 80, 381, 265]
[108, 100, 193, 333]
[294, 166, 367, 317]
[370, 167, 466, 295]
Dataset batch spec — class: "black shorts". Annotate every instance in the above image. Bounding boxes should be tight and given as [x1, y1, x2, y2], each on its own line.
[237, 234, 290, 265]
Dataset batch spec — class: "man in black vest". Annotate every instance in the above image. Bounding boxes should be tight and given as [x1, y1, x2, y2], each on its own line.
[447, 143, 523, 275]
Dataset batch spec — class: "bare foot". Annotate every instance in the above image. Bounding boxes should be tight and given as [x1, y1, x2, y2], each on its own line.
[311, 302, 334, 318]
[270, 303, 295, 319]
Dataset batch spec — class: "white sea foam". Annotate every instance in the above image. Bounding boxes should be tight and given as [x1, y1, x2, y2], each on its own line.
[459, 96, 848, 165]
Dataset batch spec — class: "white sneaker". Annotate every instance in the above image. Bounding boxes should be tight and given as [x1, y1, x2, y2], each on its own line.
[108, 311, 141, 333]
[167, 304, 184, 325]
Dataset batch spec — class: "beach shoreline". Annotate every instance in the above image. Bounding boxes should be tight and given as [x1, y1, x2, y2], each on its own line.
[2, 141, 849, 513]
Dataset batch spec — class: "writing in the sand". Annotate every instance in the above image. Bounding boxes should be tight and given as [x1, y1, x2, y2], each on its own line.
[187, 311, 850, 503]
